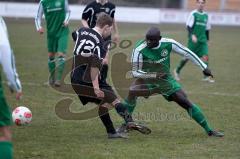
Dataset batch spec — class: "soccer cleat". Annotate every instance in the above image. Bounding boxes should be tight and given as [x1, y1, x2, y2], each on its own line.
[173, 69, 181, 81]
[208, 130, 224, 137]
[43, 79, 55, 86]
[202, 77, 215, 83]
[126, 122, 151, 135]
[108, 132, 128, 139]
[54, 80, 61, 87]
[49, 78, 55, 86]
[116, 123, 129, 134]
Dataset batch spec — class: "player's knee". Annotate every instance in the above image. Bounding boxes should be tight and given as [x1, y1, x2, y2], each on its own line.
[48, 53, 55, 58]
[98, 105, 109, 115]
[100, 103, 112, 109]
[201, 55, 209, 62]
[111, 99, 120, 106]
[102, 90, 118, 104]
[0, 127, 12, 141]
[129, 87, 137, 97]
[57, 52, 65, 58]
[172, 91, 192, 109]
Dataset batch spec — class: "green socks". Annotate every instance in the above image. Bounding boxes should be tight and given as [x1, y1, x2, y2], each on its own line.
[123, 98, 137, 115]
[48, 58, 55, 80]
[0, 141, 13, 159]
[56, 57, 65, 81]
[188, 104, 212, 133]
[176, 59, 188, 74]
[48, 57, 65, 82]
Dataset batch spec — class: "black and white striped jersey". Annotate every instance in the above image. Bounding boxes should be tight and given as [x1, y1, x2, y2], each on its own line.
[72, 27, 108, 82]
[82, 1, 116, 28]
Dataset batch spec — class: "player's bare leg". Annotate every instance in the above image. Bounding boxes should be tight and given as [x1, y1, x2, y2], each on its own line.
[0, 126, 11, 141]
[170, 89, 223, 137]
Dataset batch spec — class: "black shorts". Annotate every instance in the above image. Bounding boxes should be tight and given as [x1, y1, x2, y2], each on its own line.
[71, 72, 117, 105]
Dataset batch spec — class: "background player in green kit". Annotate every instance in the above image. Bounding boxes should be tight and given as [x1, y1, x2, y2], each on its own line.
[118, 27, 223, 137]
[174, 0, 214, 83]
[35, 0, 70, 87]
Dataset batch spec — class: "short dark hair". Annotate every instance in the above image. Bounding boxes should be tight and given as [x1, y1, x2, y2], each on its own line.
[146, 27, 161, 40]
[197, 0, 206, 3]
[96, 12, 113, 28]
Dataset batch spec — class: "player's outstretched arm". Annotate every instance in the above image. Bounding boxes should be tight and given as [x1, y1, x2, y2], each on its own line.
[35, 1, 44, 34]
[2, 50, 23, 100]
[171, 39, 212, 77]
[63, 0, 71, 27]
[171, 39, 206, 70]
[112, 19, 120, 42]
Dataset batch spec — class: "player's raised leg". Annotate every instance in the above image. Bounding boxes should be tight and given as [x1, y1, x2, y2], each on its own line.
[169, 89, 223, 137]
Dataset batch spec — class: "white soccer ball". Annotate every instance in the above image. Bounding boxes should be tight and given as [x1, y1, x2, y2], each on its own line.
[12, 106, 32, 126]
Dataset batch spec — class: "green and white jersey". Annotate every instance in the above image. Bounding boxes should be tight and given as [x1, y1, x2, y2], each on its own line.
[131, 38, 207, 78]
[0, 17, 22, 92]
[35, 0, 70, 37]
[0, 16, 9, 45]
[186, 9, 211, 43]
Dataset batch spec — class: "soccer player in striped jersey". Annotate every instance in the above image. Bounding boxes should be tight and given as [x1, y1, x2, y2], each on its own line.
[0, 16, 23, 159]
[35, 0, 70, 87]
[71, 13, 150, 139]
[81, 0, 119, 42]
[119, 27, 224, 137]
[81, 0, 120, 92]
[174, 0, 214, 82]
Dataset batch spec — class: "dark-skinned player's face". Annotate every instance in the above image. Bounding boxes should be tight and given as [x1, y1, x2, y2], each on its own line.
[146, 36, 161, 49]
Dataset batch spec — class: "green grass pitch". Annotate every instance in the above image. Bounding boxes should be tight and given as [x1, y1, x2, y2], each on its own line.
[3, 18, 240, 159]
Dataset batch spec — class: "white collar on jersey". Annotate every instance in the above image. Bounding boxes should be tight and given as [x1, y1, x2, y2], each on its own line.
[195, 9, 206, 14]
[93, 28, 102, 37]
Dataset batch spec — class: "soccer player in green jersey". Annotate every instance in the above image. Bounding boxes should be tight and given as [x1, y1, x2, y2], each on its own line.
[118, 27, 223, 137]
[35, 0, 70, 87]
[0, 16, 23, 159]
[174, 0, 214, 83]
